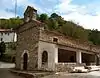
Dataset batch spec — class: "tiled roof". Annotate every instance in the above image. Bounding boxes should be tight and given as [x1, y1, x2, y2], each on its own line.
[0, 29, 14, 32]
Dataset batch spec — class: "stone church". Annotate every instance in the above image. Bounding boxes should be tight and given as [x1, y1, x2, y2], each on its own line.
[15, 6, 100, 71]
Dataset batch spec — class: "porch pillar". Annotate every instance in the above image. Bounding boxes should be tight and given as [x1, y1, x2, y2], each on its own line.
[76, 51, 82, 64]
[55, 45, 58, 63]
[96, 54, 100, 66]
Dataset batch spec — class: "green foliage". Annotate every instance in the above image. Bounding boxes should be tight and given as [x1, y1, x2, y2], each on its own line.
[0, 41, 6, 56]
[46, 13, 88, 40]
[59, 21, 88, 40]
[0, 17, 23, 29]
[50, 13, 65, 27]
[9, 43, 16, 50]
[0, 54, 14, 63]
[88, 29, 100, 45]
[39, 13, 48, 22]
[50, 13, 59, 19]
[46, 18, 59, 30]
[1, 12, 100, 45]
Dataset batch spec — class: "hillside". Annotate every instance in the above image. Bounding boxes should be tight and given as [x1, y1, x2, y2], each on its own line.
[37, 13, 100, 45]
[0, 13, 100, 45]
[0, 17, 23, 29]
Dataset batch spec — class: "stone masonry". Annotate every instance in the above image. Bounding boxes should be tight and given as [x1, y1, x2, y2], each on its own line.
[16, 6, 43, 70]
[16, 21, 41, 70]
[16, 6, 100, 72]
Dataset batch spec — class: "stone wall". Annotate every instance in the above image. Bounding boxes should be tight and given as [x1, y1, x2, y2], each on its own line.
[16, 21, 100, 71]
[55, 63, 76, 72]
[38, 41, 58, 71]
[16, 21, 40, 70]
[55, 63, 86, 72]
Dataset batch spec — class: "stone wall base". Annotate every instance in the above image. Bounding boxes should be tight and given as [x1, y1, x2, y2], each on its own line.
[55, 63, 86, 72]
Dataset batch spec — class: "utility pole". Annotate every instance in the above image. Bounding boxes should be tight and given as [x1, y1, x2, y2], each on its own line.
[15, 0, 17, 18]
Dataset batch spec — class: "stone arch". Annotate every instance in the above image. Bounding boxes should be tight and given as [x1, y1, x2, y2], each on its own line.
[21, 50, 29, 58]
[21, 50, 29, 70]
[42, 51, 48, 65]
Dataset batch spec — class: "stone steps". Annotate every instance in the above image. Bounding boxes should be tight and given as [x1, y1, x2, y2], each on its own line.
[69, 65, 100, 73]
[69, 66, 88, 73]
[86, 66, 100, 71]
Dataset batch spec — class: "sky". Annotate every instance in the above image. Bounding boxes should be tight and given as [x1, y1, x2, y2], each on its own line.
[0, 0, 100, 30]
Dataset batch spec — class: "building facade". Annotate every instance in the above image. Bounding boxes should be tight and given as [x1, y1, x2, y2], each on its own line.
[0, 29, 17, 43]
[16, 6, 100, 71]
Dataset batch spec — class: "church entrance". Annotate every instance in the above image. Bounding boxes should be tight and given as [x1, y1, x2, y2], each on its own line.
[23, 53, 28, 70]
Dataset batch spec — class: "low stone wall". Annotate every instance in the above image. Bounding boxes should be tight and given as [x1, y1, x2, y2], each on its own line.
[55, 63, 87, 72]
[86, 63, 96, 66]
[55, 63, 76, 72]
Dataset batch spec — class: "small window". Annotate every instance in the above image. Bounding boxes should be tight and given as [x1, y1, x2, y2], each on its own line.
[5, 32, 7, 35]
[1, 38, 3, 41]
[8, 33, 9, 35]
[53, 38, 58, 43]
[1, 33, 3, 35]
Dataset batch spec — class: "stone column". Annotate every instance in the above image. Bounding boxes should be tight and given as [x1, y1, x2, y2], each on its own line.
[55, 46, 58, 63]
[96, 54, 100, 66]
[76, 51, 82, 64]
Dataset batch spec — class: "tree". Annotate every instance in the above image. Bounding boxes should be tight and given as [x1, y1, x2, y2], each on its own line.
[0, 17, 23, 29]
[0, 41, 6, 57]
[50, 13, 59, 19]
[88, 29, 100, 45]
[39, 13, 48, 22]
[59, 21, 88, 40]
[46, 18, 59, 30]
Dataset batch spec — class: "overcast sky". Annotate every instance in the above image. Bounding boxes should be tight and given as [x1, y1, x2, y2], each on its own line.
[0, 0, 100, 30]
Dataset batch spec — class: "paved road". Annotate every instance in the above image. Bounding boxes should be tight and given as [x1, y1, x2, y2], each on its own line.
[0, 62, 24, 78]
[0, 62, 15, 68]
[42, 71, 100, 78]
[1, 62, 100, 78]
[0, 68, 24, 78]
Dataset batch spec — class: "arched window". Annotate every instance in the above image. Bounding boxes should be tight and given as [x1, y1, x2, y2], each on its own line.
[42, 51, 48, 64]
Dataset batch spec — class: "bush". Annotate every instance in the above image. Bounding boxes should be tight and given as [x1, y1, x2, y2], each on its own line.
[0, 54, 15, 63]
